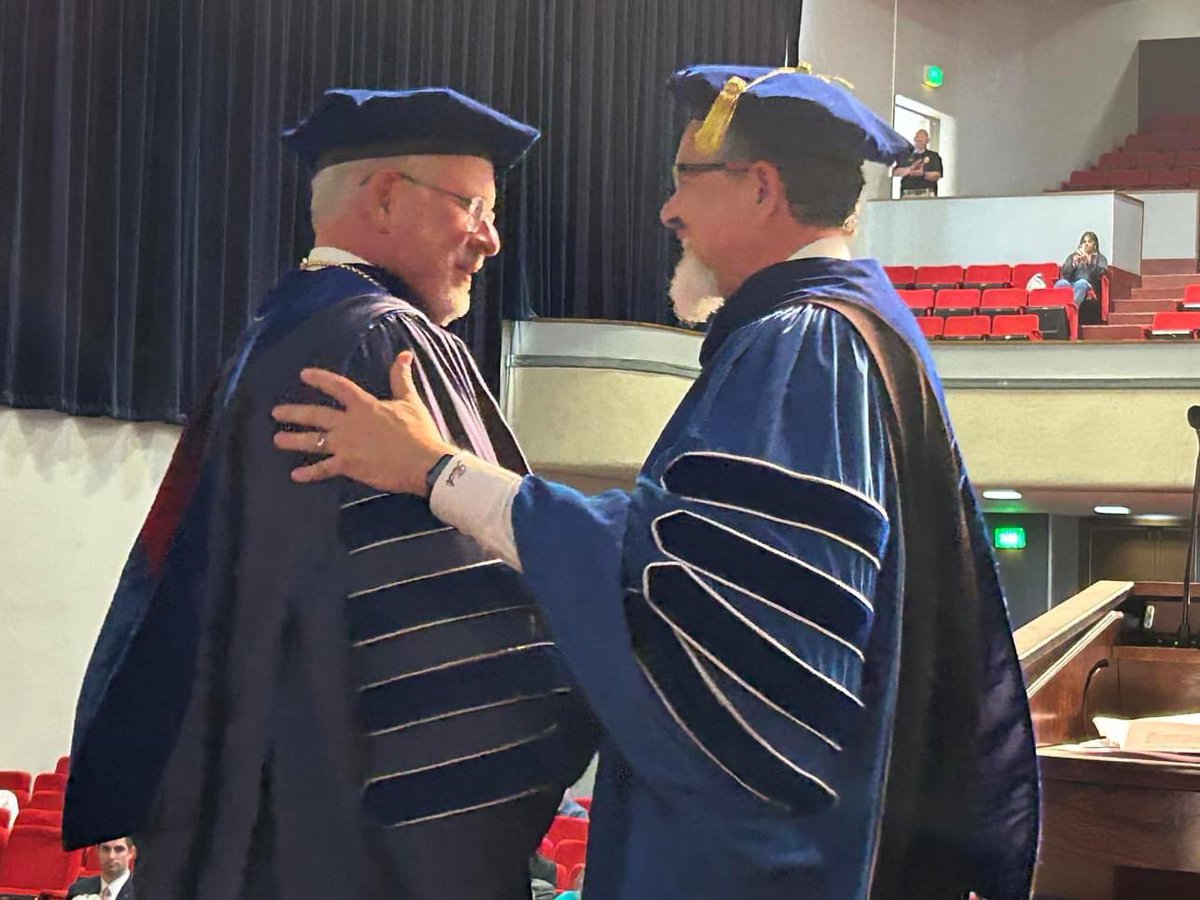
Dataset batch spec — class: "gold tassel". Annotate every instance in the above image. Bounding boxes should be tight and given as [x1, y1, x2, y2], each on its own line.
[694, 76, 747, 155]
[692, 65, 856, 156]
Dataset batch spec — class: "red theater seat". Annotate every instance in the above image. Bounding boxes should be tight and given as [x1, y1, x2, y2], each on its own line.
[1181, 284, 1200, 310]
[1148, 166, 1177, 186]
[1159, 169, 1193, 188]
[981, 288, 1027, 314]
[546, 815, 589, 844]
[0, 774, 32, 809]
[883, 265, 916, 289]
[898, 289, 935, 315]
[1028, 287, 1080, 340]
[942, 316, 991, 340]
[0, 824, 83, 895]
[1067, 169, 1099, 189]
[14, 809, 61, 828]
[991, 314, 1043, 341]
[567, 863, 586, 891]
[933, 288, 981, 316]
[31, 775, 65, 796]
[1011, 262, 1059, 289]
[79, 845, 101, 878]
[916, 316, 944, 339]
[554, 838, 588, 872]
[26, 792, 64, 812]
[1137, 150, 1175, 168]
[53, 758, 70, 777]
[963, 264, 1012, 289]
[913, 265, 963, 291]
[1148, 311, 1200, 338]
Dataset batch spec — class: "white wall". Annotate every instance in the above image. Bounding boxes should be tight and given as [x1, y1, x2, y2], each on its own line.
[802, 0, 1200, 198]
[861, 191, 1144, 272]
[1127, 190, 1200, 260]
[0, 409, 179, 773]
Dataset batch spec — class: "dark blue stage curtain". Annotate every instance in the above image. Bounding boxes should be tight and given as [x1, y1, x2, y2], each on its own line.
[0, 0, 800, 422]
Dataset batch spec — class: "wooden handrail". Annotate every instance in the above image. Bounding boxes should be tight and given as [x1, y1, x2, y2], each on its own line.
[1014, 580, 1135, 669]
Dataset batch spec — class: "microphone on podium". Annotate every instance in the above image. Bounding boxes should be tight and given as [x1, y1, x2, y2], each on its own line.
[1176, 405, 1200, 647]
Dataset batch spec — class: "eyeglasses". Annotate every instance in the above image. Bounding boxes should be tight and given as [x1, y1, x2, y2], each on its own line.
[671, 161, 753, 186]
[359, 169, 496, 233]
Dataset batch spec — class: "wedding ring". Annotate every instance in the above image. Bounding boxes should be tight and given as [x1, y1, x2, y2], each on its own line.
[315, 432, 328, 451]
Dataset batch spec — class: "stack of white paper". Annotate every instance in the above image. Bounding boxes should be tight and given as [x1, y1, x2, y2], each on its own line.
[1093, 712, 1200, 753]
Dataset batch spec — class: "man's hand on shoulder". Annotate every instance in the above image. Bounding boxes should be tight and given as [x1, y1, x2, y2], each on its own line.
[272, 350, 455, 495]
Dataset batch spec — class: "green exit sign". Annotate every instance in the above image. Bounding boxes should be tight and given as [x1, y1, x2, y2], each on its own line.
[923, 65, 944, 88]
[994, 527, 1026, 550]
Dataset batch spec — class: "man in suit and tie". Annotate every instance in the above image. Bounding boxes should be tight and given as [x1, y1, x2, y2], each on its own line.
[66, 837, 135, 899]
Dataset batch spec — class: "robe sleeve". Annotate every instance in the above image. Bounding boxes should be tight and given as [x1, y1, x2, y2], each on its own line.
[510, 306, 895, 814]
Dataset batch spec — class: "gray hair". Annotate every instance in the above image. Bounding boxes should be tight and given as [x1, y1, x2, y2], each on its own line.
[309, 155, 415, 228]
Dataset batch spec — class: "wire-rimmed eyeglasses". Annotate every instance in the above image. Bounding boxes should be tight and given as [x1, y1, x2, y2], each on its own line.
[359, 169, 495, 233]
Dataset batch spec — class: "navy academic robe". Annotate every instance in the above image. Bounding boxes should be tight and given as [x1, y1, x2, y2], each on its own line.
[509, 258, 1040, 899]
[65, 264, 597, 899]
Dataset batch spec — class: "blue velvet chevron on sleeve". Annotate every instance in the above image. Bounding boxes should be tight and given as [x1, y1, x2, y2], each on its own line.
[511, 305, 901, 897]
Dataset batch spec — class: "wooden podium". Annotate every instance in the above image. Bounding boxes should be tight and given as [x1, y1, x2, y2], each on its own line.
[1018, 581, 1200, 899]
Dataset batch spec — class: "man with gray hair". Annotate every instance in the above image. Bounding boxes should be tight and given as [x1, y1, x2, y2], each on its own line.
[64, 88, 597, 899]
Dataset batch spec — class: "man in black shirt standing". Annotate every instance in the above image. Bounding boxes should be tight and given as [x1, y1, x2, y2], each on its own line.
[893, 129, 943, 198]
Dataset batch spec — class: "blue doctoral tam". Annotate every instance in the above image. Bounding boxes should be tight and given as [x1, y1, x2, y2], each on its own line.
[283, 87, 541, 172]
[669, 64, 911, 165]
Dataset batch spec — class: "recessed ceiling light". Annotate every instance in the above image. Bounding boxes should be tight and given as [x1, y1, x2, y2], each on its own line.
[1094, 505, 1131, 515]
[982, 489, 1022, 501]
[1135, 514, 1179, 523]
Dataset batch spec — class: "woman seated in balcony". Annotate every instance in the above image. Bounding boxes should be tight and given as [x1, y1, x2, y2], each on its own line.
[1055, 230, 1108, 306]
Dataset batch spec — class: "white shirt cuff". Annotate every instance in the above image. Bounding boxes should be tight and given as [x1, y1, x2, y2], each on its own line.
[428, 451, 524, 571]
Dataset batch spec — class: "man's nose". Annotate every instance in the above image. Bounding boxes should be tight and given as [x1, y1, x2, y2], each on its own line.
[470, 217, 501, 257]
[660, 192, 681, 230]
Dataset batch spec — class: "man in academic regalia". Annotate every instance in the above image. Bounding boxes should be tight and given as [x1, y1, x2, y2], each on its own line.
[64, 88, 597, 899]
[272, 67, 1041, 899]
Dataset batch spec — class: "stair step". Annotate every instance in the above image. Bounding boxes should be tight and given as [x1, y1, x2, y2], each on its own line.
[1132, 287, 1189, 300]
[1141, 273, 1200, 289]
[1082, 324, 1147, 340]
[1111, 298, 1180, 313]
[1143, 259, 1200, 275]
[1110, 312, 1157, 325]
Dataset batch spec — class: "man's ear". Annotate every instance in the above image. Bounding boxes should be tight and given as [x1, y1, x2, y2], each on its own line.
[365, 170, 395, 232]
[752, 161, 788, 214]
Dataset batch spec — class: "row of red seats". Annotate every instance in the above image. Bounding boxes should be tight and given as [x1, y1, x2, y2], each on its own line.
[1097, 149, 1200, 170]
[0, 760, 70, 808]
[884, 262, 1059, 292]
[1067, 167, 1200, 190]
[898, 286, 1073, 316]
[0, 757, 94, 897]
[541, 811, 590, 891]
[1125, 131, 1200, 152]
[1143, 114, 1200, 134]
[1148, 311, 1200, 339]
[918, 314, 1043, 341]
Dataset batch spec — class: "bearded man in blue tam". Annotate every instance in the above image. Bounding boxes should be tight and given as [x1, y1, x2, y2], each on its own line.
[272, 66, 1041, 899]
[64, 87, 599, 899]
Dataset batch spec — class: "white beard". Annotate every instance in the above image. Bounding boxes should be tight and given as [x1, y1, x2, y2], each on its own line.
[669, 250, 726, 326]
